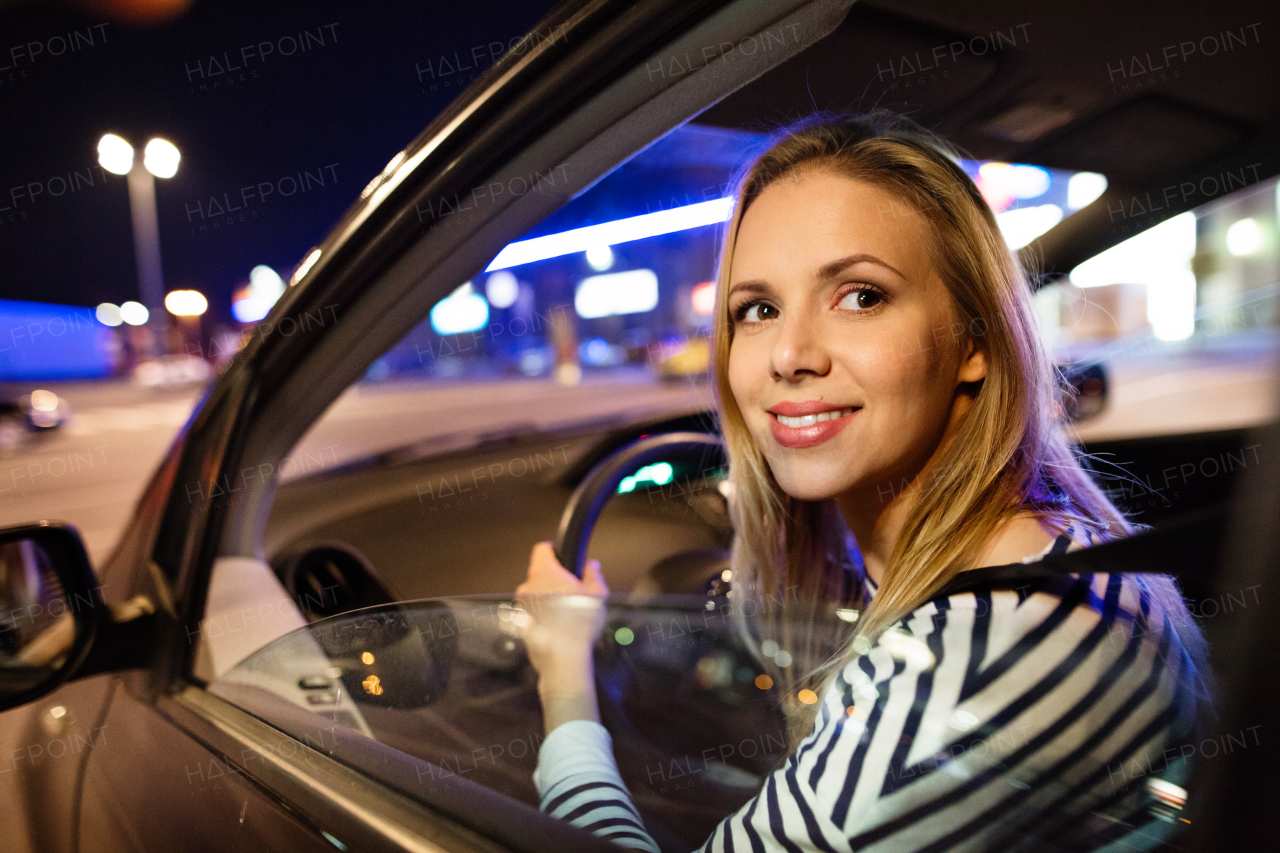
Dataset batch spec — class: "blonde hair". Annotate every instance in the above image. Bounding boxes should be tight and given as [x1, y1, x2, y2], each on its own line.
[711, 113, 1208, 746]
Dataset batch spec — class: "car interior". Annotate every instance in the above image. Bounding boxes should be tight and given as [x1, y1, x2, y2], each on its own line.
[175, 0, 1280, 849]
[255, 0, 1280, 605]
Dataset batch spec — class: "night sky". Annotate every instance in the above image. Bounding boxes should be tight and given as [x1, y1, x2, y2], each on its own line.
[0, 0, 555, 330]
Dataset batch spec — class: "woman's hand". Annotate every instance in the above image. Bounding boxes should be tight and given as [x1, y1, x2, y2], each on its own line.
[516, 542, 609, 734]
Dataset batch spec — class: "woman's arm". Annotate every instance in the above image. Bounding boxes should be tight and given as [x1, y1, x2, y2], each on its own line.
[518, 544, 660, 850]
[517, 542, 608, 735]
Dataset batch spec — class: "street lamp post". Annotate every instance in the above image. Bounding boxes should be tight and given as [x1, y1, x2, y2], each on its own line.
[98, 134, 181, 356]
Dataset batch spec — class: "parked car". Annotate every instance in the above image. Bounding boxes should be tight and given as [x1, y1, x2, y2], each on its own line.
[0, 388, 71, 455]
[1, 1, 1278, 851]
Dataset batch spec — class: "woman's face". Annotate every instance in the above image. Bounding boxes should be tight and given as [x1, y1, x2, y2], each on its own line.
[726, 169, 986, 506]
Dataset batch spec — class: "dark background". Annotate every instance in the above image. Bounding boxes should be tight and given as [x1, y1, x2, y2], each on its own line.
[0, 0, 554, 328]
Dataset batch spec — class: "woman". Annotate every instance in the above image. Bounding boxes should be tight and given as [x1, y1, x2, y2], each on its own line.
[517, 113, 1209, 852]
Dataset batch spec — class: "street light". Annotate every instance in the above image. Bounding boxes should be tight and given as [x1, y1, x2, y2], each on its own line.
[164, 289, 208, 316]
[98, 133, 181, 354]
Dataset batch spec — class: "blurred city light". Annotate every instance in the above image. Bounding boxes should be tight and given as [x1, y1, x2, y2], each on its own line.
[586, 244, 614, 271]
[575, 269, 659, 319]
[1146, 273, 1196, 341]
[0, 299, 114, 379]
[29, 390, 58, 412]
[97, 134, 134, 175]
[165, 289, 208, 316]
[250, 265, 285, 298]
[231, 300, 264, 323]
[518, 349, 548, 375]
[429, 282, 489, 335]
[98, 132, 179, 356]
[486, 198, 734, 271]
[1070, 212, 1197, 341]
[484, 270, 519, 308]
[232, 265, 286, 323]
[691, 281, 716, 315]
[28, 389, 60, 428]
[996, 203, 1064, 249]
[95, 303, 123, 326]
[1067, 172, 1109, 210]
[1226, 217, 1261, 256]
[980, 162, 1052, 200]
[143, 138, 181, 179]
[581, 337, 611, 365]
[119, 301, 150, 326]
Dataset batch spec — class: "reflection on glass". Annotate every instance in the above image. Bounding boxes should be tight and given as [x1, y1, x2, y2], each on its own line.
[0, 539, 74, 696]
[214, 596, 853, 846]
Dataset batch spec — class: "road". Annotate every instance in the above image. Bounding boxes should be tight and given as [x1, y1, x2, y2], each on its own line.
[0, 372, 713, 563]
[0, 382, 201, 562]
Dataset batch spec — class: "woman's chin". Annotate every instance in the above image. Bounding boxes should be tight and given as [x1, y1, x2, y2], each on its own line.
[771, 470, 855, 503]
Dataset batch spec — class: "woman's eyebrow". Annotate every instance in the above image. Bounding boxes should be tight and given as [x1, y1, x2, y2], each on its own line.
[818, 253, 906, 281]
[727, 280, 772, 298]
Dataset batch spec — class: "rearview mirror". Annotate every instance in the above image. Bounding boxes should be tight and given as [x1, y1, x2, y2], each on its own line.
[0, 523, 103, 712]
[1061, 360, 1108, 422]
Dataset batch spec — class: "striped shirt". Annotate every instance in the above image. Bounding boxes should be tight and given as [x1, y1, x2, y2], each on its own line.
[533, 530, 1200, 851]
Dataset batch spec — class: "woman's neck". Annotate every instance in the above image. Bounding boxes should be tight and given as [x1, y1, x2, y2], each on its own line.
[835, 488, 910, 586]
[837, 487, 1060, 586]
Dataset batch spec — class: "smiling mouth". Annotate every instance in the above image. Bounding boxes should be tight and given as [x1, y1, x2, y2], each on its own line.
[772, 407, 857, 428]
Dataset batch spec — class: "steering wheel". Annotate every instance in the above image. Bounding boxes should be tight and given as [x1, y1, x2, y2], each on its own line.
[553, 431, 726, 577]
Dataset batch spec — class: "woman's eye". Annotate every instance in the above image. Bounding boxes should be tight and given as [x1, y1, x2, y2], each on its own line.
[838, 288, 883, 311]
[739, 302, 778, 323]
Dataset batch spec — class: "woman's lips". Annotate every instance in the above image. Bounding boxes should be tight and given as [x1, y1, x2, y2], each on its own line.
[768, 407, 858, 449]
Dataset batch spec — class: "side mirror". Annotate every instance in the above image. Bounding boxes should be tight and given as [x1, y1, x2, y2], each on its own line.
[0, 523, 107, 712]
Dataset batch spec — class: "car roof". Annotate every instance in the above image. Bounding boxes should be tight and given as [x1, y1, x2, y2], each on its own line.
[693, 0, 1280, 276]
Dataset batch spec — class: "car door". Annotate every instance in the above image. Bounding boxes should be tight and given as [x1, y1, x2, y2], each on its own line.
[69, 1, 850, 851]
[77, 681, 343, 853]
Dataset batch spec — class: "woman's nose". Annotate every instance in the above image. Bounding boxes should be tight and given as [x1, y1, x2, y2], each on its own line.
[770, 316, 831, 380]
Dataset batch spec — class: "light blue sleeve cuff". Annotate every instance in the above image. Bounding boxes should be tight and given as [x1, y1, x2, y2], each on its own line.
[533, 719, 627, 799]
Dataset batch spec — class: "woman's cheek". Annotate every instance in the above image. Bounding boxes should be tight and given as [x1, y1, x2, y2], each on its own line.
[853, 330, 895, 372]
[726, 344, 754, 405]
[845, 331, 908, 389]
[727, 342, 769, 427]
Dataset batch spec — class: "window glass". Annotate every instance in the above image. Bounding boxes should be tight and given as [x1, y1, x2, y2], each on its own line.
[214, 578, 1201, 852]
[212, 596, 808, 848]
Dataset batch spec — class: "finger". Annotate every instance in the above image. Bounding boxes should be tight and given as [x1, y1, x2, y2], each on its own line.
[581, 560, 609, 596]
[522, 550, 582, 598]
[525, 543, 560, 585]
[529, 541, 568, 576]
[529, 544, 579, 588]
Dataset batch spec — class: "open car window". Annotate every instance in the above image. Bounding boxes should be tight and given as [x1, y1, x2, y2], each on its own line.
[206, 100, 1273, 853]
[202, 103, 1275, 853]
[192, 1, 1280, 849]
[273, 123, 767, 478]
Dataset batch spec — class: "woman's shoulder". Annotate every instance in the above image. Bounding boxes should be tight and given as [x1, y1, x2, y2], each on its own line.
[930, 571, 1154, 636]
[913, 522, 1157, 632]
[832, 570, 1175, 744]
[865, 569, 1164, 685]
